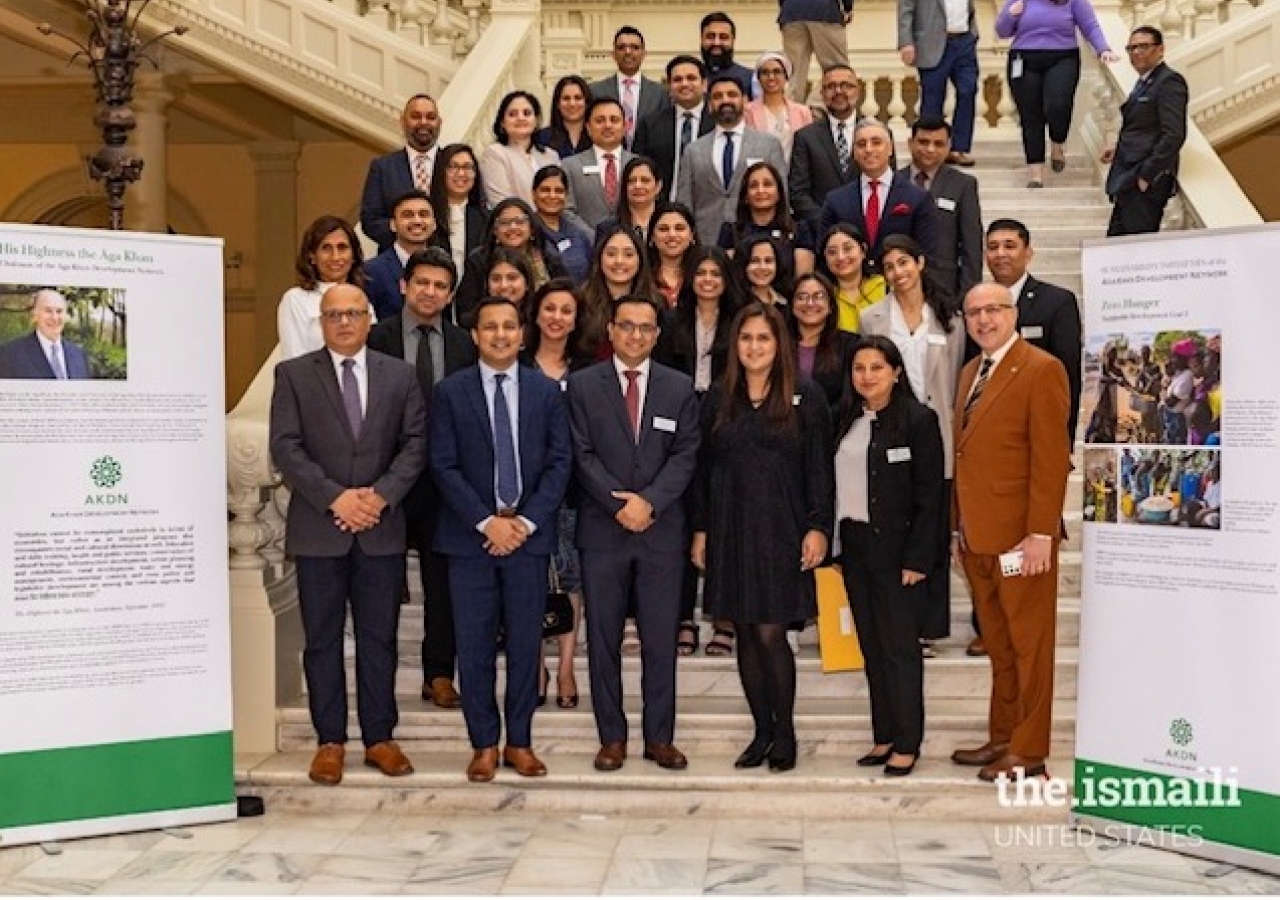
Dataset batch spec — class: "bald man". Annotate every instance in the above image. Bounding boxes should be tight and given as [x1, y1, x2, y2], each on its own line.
[0, 290, 92, 380]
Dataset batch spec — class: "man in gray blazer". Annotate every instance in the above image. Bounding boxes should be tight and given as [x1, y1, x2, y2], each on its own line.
[269, 284, 427, 786]
[567, 295, 701, 773]
[898, 0, 979, 165]
[901, 116, 983, 300]
[676, 72, 787, 245]
[589, 27, 668, 148]
[563, 98, 634, 231]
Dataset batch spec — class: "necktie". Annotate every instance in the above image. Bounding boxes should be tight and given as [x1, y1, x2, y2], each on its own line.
[415, 324, 437, 398]
[963, 357, 994, 428]
[835, 122, 851, 177]
[624, 369, 641, 441]
[49, 342, 67, 380]
[603, 152, 619, 208]
[914, 170, 929, 190]
[680, 112, 695, 154]
[412, 152, 430, 191]
[721, 131, 735, 190]
[622, 78, 637, 143]
[492, 372, 520, 508]
[341, 358, 363, 439]
[865, 178, 881, 246]
[1128, 77, 1147, 102]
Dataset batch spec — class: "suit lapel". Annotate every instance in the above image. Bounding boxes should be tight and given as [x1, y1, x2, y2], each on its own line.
[312, 351, 357, 442]
[363, 353, 385, 432]
[599, 363, 638, 444]
[961, 340, 1029, 439]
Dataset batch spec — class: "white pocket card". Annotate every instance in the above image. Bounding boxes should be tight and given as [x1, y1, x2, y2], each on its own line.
[999, 549, 1025, 578]
[653, 416, 677, 433]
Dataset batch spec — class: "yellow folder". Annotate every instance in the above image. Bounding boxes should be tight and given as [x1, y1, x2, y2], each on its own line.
[815, 566, 864, 673]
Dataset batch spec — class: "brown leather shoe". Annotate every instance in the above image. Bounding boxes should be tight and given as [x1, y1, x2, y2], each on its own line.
[594, 741, 627, 772]
[643, 742, 688, 770]
[951, 741, 1009, 767]
[948, 151, 975, 167]
[308, 743, 345, 785]
[502, 746, 548, 777]
[979, 753, 1048, 782]
[364, 740, 414, 777]
[966, 637, 987, 657]
[423, 677, 461, 709]
[467, 746, 499, 783]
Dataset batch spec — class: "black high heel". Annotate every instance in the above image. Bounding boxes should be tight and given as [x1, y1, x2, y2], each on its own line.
[768, 734, 797, 772]
[734, 734, 774, 769]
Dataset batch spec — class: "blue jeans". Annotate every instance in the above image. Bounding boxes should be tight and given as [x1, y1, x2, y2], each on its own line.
[918, 33, 979, 152]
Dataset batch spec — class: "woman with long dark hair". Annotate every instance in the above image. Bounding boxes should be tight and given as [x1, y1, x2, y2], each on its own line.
[833, 335, 945, 777]
[429, 144, 488, 280]
[479, 90, 560, 207]
[579, 224, 657, 357]
[790, 272, 858, 408]
[717, 161, 814, 275]
[647, 202, 700, 309]
[817, 223, 886, 334]
[454, 197, 567, 326]
[594, 156, 665, 246]
[734, 233, 794, 309]
[692, 303, 834, 771]
[278, 215, 366, 359]
[536, 75, 594, 158]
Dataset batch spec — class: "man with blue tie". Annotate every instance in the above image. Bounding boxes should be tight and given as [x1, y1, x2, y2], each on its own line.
[568, 296, 701, 772]
[430, 297, 572, 783]
[0, 289, 92, 380]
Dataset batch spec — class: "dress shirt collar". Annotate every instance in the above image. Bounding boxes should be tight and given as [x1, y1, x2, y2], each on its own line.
[612, 355, 651, 382]
[35, 331, 61, 354]
[718, 121, 747, 140]
[984, 332, 1021, 370]
[327, 346, 368, 373]
[1006, 272, 1031, 305]
[676, 101, 705, 120]
[479, 359, 519, 385]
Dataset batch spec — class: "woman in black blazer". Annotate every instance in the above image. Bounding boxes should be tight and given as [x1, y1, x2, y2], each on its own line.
[790, 272, 857, 409]
[832, 335, 945, 778]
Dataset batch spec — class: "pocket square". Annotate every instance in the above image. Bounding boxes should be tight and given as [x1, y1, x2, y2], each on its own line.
[891, 202, 911, 215]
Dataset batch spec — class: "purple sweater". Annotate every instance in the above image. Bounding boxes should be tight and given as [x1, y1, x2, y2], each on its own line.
[994, 0, 1110, 55]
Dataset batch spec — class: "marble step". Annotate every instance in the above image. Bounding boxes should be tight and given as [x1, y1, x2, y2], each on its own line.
[964, 168, 1098, 189]
[237, 750, 1076, 820]
[982, 185, 1107, 207]
[277, 693, 1077, 758]
[979, 203, 1111, 228]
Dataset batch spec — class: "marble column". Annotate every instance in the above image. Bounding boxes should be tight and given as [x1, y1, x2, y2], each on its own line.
[124, 72, 178, 232]
[246, 141, 300, 363]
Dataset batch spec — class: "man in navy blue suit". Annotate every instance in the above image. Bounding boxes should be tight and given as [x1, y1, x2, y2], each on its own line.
[818, 118, 939, 273]
[363, 190, 437, 321]
[0, 289, 92, 380]
[360, 94, 442, 252]
[568, 296, 701, 772]
[429, 297, 572, 783]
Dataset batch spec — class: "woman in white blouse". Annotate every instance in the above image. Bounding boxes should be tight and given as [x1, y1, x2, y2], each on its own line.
[276, 215, 366, 360]
[479, 90, 560, 209]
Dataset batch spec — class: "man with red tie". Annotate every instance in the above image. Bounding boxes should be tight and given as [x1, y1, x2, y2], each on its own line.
[562, 98, 634, 231]
[588, 27, 666, 149]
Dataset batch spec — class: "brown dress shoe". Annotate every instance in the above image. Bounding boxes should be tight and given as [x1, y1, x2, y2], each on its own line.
[643, 742, 688, 770]
[948, 151, 976, 166]
[424, 677, 461, 709]
[364, 740, 414, 776]
[966, 637, 987, 657]
[308, 743, 345, 785]
[979, 753, 1048, 782]
[467, 746, 499, 783]
[951, 741, 1009, 767]
[502, 746, 548, 777]
[594, 742, 627, 772]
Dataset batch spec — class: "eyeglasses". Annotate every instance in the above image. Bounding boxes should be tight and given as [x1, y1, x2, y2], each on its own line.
[1124, 42, 1159, 52]
[495, 215, 530, 228]
[793, 292, 830, 305]
[962, 303, 1015, 320]
[446, 162, 476, 173]
[320, 309, 370, 323]
[823, 81, 859, 93]
[758, 67, 787, 78]
[611, 322, 659, 336]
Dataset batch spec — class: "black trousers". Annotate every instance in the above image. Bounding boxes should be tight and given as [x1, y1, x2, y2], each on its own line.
[840, 521, 925, 755]
[1107, 177, 1175, 236]
[1008, 48, 1081, 165]
[919, 479, 952, 641]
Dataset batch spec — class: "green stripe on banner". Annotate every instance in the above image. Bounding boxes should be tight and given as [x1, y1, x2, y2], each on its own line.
[0, 732, 234, 829]
[1075, 758, 1280, 856]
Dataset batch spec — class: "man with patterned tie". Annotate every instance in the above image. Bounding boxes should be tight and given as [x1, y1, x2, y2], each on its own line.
[367, 248, 477, 711]
[360, 94, 442, 252]
[950, 282, 1070, 784]
[0, 289, 92, 380]
[269, 284, 426, 786]
[789, 64, 863, 233]
[588, 27, 666, 150]
[634, 55, 715, 201]
[429, 297, 572, 783]
[567, 296, 701, 773]
[562, 98, 634, 230]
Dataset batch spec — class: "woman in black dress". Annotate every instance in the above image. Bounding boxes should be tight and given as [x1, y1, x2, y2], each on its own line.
[692, 302, 834, 771]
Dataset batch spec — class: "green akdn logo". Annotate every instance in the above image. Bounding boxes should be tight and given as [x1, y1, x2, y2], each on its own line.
[90, 456, 123, 489]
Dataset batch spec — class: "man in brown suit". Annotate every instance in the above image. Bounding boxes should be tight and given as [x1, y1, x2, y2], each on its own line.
[950, 282, 1070, 782]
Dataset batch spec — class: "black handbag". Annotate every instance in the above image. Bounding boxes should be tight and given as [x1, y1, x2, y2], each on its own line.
[543, 561, 574, 638]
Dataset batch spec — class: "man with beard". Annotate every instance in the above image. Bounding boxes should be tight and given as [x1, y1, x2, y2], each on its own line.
[361, 94, 443, 252]
[676, 72, 786, 244]
[789, 64, 863, 232]
[699, 12, 755, 100]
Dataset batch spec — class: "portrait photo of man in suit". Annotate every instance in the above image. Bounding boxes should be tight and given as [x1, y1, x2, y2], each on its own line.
[789, 64, 862, 231]
[901, 116, 983, 300]
[633, 56, 714, 202]
[0, 289, 94, 380]
[268, 283, 426, 786]
[567, 295, 701, 774]
[360, 94, 442, 252]
[367, 247, 478, 711]
[588, 27, 667, 149]
[950, 282, 1070, 784]
[562, 98, 634, 231]
[363, 190, 438, 321]
[429, 297, 572, 784]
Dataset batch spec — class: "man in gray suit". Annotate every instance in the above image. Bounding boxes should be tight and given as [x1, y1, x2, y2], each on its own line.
[676, 72, 787, 245]
[563, 98, 634, 231]
[568, 295, 701, 773]
[269, 284, 427, 786]
[901, 115, 983, 300]
[898, 0, 979, 165]
[589, 27, 667, 148]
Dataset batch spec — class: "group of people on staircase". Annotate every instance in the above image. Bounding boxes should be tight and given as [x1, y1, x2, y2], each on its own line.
[266, 9, 1180, 787]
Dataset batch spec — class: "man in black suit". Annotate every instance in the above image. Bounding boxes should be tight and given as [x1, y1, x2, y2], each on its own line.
[700, 12, 755, 99]
[361, 94, 442, 252]
[589, 27, 668, 148]
[367, 248, 478, 711]
[429, 298, 572, 783]
[269, 284, 426, 786]
[567, 296, 701, 773]
[1102, 27, 1188, 237]
[819, 118, 939, 270]
[901, 116, 983, 300]
[0, 289, 93, 380]
[633, 55, 714, 200]
[364, 190, 437, 321]
[789, 64, 862, 232]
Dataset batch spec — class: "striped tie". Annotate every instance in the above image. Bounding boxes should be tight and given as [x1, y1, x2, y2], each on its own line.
[963, 357, 994, 428]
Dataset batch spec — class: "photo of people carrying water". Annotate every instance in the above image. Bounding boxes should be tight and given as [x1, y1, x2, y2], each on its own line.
[1083, 446, 1221, 529]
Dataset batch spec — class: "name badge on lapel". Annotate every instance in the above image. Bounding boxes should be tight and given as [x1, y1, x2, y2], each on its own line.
[927, 333, 948, 346]
[936, 197, 956, 212]
[582, 165, 600, 175]
[793, 394, 803, 406]
[653, 416, 677, 433]
[887, 447, 912, 463]
[1021, 325, 1045, 339]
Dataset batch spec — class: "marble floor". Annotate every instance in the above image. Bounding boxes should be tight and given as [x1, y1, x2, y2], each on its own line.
[3, 810, 1280, 896]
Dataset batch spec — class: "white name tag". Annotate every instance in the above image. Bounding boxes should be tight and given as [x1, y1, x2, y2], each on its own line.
[557, 238, 572, 252]
[936, 197, 956, 212]
[653, 416, 677, 433]
[1021, 325, 1045, 339]
[887, 447, 912, 463]
[1011, 56, 1024, 80]
[928, 333, 948, 346]
[582, 165, 600, 174]
[793, 394, 803, 406]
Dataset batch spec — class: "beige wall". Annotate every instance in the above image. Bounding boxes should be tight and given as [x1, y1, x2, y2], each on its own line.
[1219, 136, 1280, 223]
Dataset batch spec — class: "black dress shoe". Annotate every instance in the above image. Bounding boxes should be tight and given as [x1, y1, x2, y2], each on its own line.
[856, 749, 892, 767]
[884, 754, 917, 777]
[734, 735, 774, 769]
[768, 749, 797, 772]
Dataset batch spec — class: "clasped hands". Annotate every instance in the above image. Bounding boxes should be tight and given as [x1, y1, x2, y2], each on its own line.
[483, 516, 528, 557]
[331, 487, 387, 533]
[612, 491, 653, 533]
